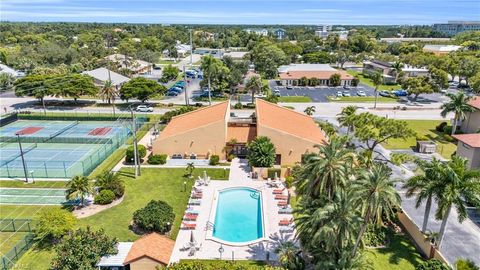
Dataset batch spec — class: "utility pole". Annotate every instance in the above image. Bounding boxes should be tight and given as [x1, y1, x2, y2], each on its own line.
[189, 29, 193, 67]
[16, 134, 29, 183]
[130, 108, 141, 177]
[183, 65, 188, 106]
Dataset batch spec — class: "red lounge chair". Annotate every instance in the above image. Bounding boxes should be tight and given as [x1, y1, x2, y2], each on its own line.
[277, 200, 288, 207]
[275, 195, 288, 200]
[181, 222, 196, 230]
[279, 218, 293, 226]
[191, 193, 203, 199]
[273, 188, 285, 194]
[183, 213, 198, 221]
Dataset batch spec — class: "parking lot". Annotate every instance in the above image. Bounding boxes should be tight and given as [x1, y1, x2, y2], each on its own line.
[274, 85, 375, 102]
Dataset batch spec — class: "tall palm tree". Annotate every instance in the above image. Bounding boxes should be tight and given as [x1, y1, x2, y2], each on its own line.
[391, 61, 403, 83]
[351, 163, 401, 256]
[200, 55, 218, 105]
[371, 72, 383, 109]
[295, 136, 354, 200]
[101, 80, 117, 116]
[337, 105, 357, 135]
[304, 106, 316, 116]
[404, 158, 445, 233]
[435, 156, 480, 248]
[440, 92, 475, 135]
[245, 76, 262, 104]
[275, 241, 305, 270]
[66, 175, 92, 207]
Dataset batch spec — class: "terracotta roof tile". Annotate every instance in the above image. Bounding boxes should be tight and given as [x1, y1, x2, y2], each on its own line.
[255, 99, 326, 144]
[123, 233, 175, 265]
[227, 126, 257, 143]
[468, 96, 480, 110]
[279, 70, 353, 80]
[453, 134, 480, 148]
[160, 102, 229, 139]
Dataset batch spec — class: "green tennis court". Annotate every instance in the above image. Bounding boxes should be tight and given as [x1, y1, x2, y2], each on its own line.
[0, 188, 75, 205]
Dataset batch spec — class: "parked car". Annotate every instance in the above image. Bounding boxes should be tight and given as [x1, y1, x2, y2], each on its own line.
[337, 91, 343, 97]
[166, 91, 179, 96]
[199, 91, 211, 98]
[286, 85, 293, 90]
[393, 89, 408, 96]
[342, 91, 351, 97]
[136, 105, 153, 112]
[379, 91, 391, 97]
[169, 87, 183, 93]
[273, 89, 281, 96]
[356, 90, 366, 97]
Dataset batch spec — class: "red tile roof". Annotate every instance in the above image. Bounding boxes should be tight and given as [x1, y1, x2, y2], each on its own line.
[453, 134, 480, 148]
[279, 70, 353, 80]
[124, 233, 174, 265]
[468, 96, 480, 110]
[227, 126, 257, 143]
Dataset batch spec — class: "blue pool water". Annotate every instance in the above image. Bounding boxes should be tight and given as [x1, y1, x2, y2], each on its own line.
[213, 188, 263, 243]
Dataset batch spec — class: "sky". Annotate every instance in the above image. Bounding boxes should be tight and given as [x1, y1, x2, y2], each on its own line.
[1, 0, 479, 25]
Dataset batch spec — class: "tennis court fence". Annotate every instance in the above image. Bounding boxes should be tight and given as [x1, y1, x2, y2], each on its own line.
[0, 219, 34, 270]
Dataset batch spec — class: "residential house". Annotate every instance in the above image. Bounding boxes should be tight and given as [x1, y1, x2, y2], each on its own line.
[433, 21, 480, 36]
[277, 64, 354, 87]
[460, 96, 480, 134]
[222, 51, 248, 60]
[152, 99, 326, 166]
[452, 134, 480, 169]
[97, 233, 175, 270]
[274, 28, 286, 40]
[82, 67, 130, 89]
[175, 43, 192, 58]
[244, 28, 269, 36]
[105, 54, 152, 76]
[423, 45, 462, 56]
[363, 60, 429, 83]
[0, 63, 25, 78]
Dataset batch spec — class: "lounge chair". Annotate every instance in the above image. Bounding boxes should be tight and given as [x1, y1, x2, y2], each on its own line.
[193, 187, 203, 193]
[279, 224, 295, 233]
[188, 199, 201, 205]
[185, 209, 199, 215]
[278, 207, 293, 214]
[277, 200, 288, 207]
[181, 222, 196, 230]
[279, 218, 293, 226]
[183, 213, 198, 221]
[273, 188, 285, 194]
[275, 195, 288, 200]
[191, 192, 202, 199]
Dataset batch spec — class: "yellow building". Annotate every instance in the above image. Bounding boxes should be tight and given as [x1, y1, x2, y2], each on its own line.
[152, 99, 327, 166]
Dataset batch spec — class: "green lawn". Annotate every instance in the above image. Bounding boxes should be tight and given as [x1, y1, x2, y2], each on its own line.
[0, 232, 29, 255]
[366, 233, 423, 270]
[382, 120, 456, 159]
[0, 205, 61, 219]
[347, 70, 401, 91]
[13, 243, 55, 270]
[327, 96, 399, 103]
[77, 167, 229, 241]
[178, 260, 266, 268]
[278, 96, 312, 102]
[0, 181, 68, 189]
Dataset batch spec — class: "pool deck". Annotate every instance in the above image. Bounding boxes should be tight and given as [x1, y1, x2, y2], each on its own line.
[169, 158, 295, 263]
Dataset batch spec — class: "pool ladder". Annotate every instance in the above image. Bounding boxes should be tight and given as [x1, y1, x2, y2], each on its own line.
[250, 192, 260, 199]
[206, 221, 215, 231]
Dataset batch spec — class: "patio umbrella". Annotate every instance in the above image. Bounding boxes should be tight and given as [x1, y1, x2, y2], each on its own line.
[189, 231, 196, 246]
[203, 170, 207, 181]
[287, 190, 291, 205]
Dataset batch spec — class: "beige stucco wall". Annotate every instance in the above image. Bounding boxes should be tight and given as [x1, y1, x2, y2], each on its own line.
[152, 120, 227, 158]
[257, 125, 322, 166]
[129, 257, 165, 270]
[456, 142, 480, 169]
[461, 110, 480, 134]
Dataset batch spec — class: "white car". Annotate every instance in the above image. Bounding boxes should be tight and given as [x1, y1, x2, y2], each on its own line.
[343, 91, 351, 97]
[356, 91, 366, 97]
[136, 105, 154, 112]
[337, 91, 343, 97]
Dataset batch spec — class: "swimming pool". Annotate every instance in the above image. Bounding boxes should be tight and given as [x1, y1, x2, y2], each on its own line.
[212, 187, 264, 244]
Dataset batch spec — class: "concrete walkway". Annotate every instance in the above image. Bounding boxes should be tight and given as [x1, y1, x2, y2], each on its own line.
[228, 158, 251, 182]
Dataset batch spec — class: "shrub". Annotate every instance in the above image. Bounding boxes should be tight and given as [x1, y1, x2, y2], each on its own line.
[209, 155, 220, 165]
[363, 224, 387, 247]
[34, 208, 76, 242]
[133, 200, 175, 234]
[456, 259, 479, 270]
[234, 102, 243, 109]
[96, 171, 125, 198]
[435, 122, 448, 132]
[125, 144, 147, 163]
[227, 154, 235, 162]
[160, 106, 196, 123]
[443, 134, 455, 142]
[94, 190, 115, 205]
[148, 154, 167, 165]
[416, 259, 450, 270]
[285, 176, 293, 188]
[416, 134, 429, 141]
[443, 125, 452, 135]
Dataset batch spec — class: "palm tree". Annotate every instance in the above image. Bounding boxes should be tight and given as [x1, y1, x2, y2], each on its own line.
[337, 105, 357, 135]
[440, 92, 475, 135]
[303, 106, 316, 116]
[275, 241, 305, 270]
[96, 171, 124, 198]
[403, 158, 444, 233]
[101, 80, 117, 117]
[245, 76, 262, 104]
[185, 162, 195, 178]
[295, 136, 353, 200]
[351, 163, 401, 256]
[391, 61, 403, 83]
[200, 55, 218, 105]
[435, 156, 480, 248]
[371, 72, 383, 109]
[66, 175, 92, 207]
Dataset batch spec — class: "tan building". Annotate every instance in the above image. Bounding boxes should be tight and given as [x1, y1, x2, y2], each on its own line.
[461, 96, 480, 134]
[152, 99, 326, 166]
[278, 64, 353, 87]
[363, 60, 429, 83]
[452, 134, 480, 169]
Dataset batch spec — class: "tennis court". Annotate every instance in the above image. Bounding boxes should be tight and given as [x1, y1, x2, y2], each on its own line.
[0, 119, 130, 178]
[0, 188, 72, 205]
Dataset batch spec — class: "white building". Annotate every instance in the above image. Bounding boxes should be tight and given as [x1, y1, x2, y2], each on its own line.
[244, 28, 269, 36]
[423, 45, 462, 55]
[433, 21, 480, 36]
[82, 67, 130, 88]
[314, 25, 348, 40]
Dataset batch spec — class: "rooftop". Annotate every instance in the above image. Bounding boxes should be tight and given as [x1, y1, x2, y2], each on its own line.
[278, 70, 353, 80]
[97, 242, 133, 267]
[453, 134, 480, 148]
[82, 67, 130, 86]
[278, 63, 337, 73]
[423, 45, 462, 52]
[468, 96, 480, 110]
[124, 233, 175, 265]
[227, 125, 257, 143]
